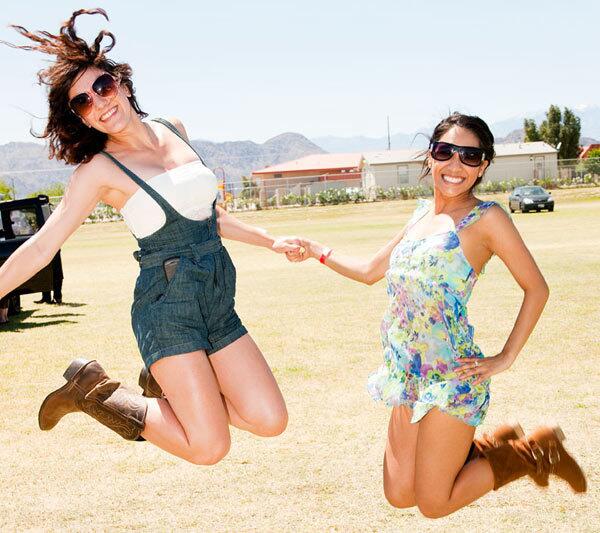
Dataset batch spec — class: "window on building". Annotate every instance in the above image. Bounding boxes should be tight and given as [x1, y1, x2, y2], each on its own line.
[397, 165, 409, 184]
[274, 173, 283, 179]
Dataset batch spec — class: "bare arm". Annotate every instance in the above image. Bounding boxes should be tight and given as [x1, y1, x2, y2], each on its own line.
[488, 207, 549, 361]
[215, 205, 291, 250]
[0, 165, 104, 299]
[295, 226, 407, 285]
[457, 206, 549, 384]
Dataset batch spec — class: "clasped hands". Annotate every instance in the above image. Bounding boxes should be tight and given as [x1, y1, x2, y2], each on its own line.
[271, 236, 313, 262]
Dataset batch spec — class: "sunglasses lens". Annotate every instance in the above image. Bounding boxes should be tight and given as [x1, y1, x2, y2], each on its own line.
[431, 142, 453, 161]
[69, 93, 92, 116]
[460, 147, 484, 167]
[92, 73, 118, 97]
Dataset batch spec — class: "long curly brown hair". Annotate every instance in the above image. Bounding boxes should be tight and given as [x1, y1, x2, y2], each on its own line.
[2, 8, 147, 165]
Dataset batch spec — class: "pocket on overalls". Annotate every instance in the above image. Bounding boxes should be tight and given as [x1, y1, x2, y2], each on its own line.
[150, 256, 197, 307]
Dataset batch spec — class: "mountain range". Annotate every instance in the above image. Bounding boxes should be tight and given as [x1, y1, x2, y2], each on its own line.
[312, 105, 600, 152]
[0, 134, 326, 197]
[2, 106, 599, 197]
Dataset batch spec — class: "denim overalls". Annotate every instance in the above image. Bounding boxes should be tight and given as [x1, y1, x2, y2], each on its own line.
[101, 118, 247, 368]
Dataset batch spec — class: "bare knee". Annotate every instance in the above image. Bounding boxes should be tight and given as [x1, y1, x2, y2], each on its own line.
[247, 405, 288, 437]
[185, 435, 231, 466]
[415, 496, 451, 519]
[385, 490, 415, 509]
[384, 478, 415, 509]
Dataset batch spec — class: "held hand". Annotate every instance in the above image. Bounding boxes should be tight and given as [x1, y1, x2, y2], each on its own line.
[284, 237, 320, 262]
[272, 236, 302, 256]
[455, 352, 514, 386]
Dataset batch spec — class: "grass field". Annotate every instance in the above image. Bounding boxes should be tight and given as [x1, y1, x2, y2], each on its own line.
[1, 188, 599, 532]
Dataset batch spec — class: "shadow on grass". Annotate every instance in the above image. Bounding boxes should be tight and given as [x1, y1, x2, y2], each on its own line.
[35, 302, 88, 308]
[33, 313, 85, 319]
[1, 309, 80, 332]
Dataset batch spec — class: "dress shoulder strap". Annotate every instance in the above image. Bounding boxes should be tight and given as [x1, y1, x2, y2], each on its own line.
[456, 201, 499, 231]
[151, 118, 207, 166]
[406, 198, 431, 229]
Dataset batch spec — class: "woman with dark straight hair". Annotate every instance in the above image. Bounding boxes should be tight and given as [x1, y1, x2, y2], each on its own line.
[291, 112, 587, 517]
[0, 9, 299, 464]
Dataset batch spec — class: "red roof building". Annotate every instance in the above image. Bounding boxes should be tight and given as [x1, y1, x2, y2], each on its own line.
[252, 153, 363, 182]
[579, 144, 600, 158]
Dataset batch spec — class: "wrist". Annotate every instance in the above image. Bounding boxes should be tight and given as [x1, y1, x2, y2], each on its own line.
[259, 230, 276, 249]
[265, 236, 276, 250]
[499, 349, 518, 365]
[318, 246, 333, 264]
[308, 241, 325, 259]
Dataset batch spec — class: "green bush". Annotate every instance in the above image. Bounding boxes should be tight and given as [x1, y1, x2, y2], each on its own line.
[85, 203, 121, 223]
[583, 149, 600, 175]
[476, 178, 528, 193]
[373, 185, 433, 200]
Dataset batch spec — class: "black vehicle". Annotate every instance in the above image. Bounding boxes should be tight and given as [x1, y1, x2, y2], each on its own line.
[0, 195, 63, 315]
[508, 186, 554, 213]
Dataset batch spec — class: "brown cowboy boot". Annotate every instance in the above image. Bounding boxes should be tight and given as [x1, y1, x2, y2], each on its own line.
[38, 358, 147, 441]
[524, 426, 587, 493]
[482, 426, 587, 493]
[467, 423, 525, 461]
[138, 366, 164, 398]
[466, 423, 548, 487]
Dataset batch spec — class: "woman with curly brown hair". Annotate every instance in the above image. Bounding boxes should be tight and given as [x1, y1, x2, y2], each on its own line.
[0, 8, 299, 464]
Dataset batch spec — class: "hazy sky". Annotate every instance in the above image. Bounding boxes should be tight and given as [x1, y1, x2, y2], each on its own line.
[0, 0, 597, 144]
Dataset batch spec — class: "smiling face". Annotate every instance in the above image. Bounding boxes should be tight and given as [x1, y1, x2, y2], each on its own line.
[67, 66, 134, 133]
[428, 126, 489, 199]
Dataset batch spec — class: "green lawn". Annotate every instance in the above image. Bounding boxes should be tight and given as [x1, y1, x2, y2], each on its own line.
[1, 188, 599, 531]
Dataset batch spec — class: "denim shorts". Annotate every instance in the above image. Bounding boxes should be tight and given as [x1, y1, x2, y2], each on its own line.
[130, 242, 247, 368]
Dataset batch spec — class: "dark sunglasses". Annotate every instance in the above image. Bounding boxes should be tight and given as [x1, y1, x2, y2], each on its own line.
[429, 141, 486, 167]
[69, 73, 120, 117]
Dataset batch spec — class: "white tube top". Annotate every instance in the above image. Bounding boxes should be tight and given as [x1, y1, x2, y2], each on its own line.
[120, 160, 218, 239]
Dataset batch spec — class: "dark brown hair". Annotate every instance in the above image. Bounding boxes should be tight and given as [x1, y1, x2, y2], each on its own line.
[2, 8, 147, 165]
[420, 112, 496, 189]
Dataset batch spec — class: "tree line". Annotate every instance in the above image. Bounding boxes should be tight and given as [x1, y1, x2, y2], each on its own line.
[0, 181, 65, 201]
[524, 105, 581, 159]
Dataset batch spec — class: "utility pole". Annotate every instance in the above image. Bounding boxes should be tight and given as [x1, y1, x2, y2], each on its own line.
[387, 116, 391, 151]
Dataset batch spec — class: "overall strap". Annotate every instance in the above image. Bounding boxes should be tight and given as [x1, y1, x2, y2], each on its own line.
[153, 118, 217, 220]
[100, 150, 180, 222]
[151, 118, 207, 166]
[456, 201, 497, 232]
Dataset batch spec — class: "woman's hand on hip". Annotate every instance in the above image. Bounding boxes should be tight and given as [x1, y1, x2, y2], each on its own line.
[455, 352, 514, 386]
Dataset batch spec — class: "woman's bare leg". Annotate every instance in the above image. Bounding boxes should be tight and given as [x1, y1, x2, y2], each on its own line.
[414, 408, 494, 518]
[140, 350, 231, 465]
[209, 334, 288, 437]
[383, 406, 419, 508]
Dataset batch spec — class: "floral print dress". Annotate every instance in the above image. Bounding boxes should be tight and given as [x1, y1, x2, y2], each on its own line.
[367, 199, 500, 426]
